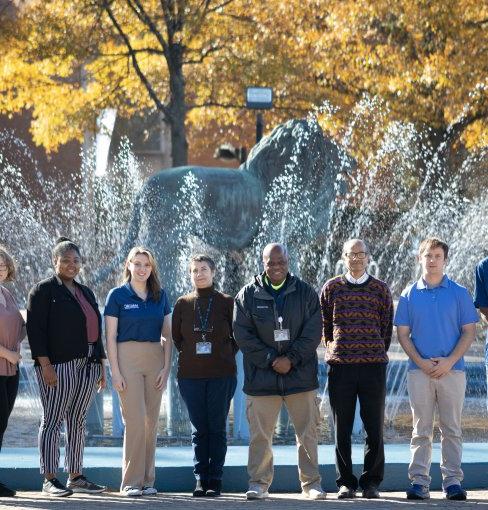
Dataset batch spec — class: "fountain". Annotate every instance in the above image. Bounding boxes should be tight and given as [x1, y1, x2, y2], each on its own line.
[1, 101, 487, 448]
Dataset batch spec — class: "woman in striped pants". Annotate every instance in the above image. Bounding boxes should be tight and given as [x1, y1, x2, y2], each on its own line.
[26, 238, 107, 497]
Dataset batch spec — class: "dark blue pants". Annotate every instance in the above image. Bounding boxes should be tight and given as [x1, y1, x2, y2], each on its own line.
[178, 376, 237, 481]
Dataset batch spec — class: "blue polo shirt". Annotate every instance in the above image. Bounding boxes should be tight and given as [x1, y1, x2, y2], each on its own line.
[394, 275, 478, 371]
[104, 283, 171, 343]
[474, 257, 488, 310]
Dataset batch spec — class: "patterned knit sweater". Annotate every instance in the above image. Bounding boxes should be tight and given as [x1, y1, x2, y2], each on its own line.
[320, 275, 393, 364]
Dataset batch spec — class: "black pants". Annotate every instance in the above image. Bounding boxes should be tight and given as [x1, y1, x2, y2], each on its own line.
[0, 371, 19, 451]
[328, 363, 386, 490]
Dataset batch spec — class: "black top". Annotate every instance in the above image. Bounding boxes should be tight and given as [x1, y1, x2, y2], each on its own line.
[26, 275, 106, 365]
[234, 273, 321, 396]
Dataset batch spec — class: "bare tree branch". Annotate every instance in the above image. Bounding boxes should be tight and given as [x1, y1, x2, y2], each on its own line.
[160, 0, 176, 44]
[449, 111, 486, 140]
[101, 0, 171, 119]
[183, 44, 222, 64]
[100, 47, 165, 57]
[206, 0, 236, 14]
[127, 0, 169, 55]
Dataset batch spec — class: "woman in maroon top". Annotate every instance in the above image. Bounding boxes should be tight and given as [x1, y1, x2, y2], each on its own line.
[0, 247, 25, 497]
[26, 237, 107, 497]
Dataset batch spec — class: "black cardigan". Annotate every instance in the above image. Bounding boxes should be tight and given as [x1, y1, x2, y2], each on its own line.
[26, 275, 106, 365]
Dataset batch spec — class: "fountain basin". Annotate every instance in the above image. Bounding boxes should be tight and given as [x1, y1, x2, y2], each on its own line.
[1, 443, 488, 492]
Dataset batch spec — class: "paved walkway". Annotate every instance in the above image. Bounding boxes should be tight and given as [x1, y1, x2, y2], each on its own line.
[1, 491, 488, 509]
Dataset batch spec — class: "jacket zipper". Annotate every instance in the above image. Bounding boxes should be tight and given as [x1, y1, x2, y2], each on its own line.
[272, 301, 285, 396]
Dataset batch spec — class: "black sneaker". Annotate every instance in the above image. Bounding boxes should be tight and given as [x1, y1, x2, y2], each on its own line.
[205, 479, 222, 497]
[42, 478, 73, 497]
[67, 475, 106, 494]
[0, 482, 16, 497]
[362, 485, 380, 499]
[193, 480, 207, 497]
[338, 485, 356, 499]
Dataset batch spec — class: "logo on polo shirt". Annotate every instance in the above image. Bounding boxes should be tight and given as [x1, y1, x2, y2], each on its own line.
[124, 304, 140, 310]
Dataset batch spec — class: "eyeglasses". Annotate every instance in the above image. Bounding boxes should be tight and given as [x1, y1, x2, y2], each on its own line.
[344, 252, 367, 260]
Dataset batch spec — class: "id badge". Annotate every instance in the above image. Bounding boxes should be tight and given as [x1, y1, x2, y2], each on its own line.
[196, 341, 212, 355]
[274, 329, 290, 342]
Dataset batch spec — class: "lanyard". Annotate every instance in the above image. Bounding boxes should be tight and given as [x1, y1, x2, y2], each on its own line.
[195, 296, 213, 332]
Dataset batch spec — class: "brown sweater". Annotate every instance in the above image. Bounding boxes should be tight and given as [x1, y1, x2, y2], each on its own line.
[172, 286, 238, 379]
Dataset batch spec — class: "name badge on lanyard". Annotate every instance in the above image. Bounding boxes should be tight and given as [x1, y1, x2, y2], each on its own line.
[196, 339, 212, 355]
[274, 316, 290, 342]
[194, 296, 214, 355]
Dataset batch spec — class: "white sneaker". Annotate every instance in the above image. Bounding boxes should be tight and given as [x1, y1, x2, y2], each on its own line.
[246, 484, 269, 500]
[303, 483, 327, 500]
[122, 486, 143, 497]
[142, 486, 157, 496]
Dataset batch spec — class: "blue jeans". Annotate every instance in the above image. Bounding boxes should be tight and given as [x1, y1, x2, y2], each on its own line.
[178, 376, 237, 481]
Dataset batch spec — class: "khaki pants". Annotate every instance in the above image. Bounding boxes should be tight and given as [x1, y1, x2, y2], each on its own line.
[118, 341, 164, 490]
[246, 390, 321, 490]
[407, 369, 466, 489]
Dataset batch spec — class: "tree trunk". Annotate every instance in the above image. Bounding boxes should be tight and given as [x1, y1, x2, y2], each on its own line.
[168, 106, 188, 167]
[167, 43, 188, 167]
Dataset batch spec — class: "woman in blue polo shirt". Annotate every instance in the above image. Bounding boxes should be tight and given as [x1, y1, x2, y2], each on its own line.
[104, 247, 172, 497]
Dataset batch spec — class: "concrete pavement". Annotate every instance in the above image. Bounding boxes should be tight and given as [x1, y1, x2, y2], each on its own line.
[2, 491, 488, 510]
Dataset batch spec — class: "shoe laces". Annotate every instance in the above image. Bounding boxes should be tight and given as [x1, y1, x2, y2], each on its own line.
[49, 478, 65, 489]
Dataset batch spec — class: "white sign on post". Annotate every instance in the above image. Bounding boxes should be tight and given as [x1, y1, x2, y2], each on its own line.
[246, 87, 273, 109]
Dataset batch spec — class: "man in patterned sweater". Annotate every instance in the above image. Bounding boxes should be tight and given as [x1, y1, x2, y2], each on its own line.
[320, 239, 393, 500]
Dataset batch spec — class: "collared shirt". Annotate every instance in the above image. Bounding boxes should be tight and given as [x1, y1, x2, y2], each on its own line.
[104, 283, 171, 343]
[474, 256, 488, 310]
[394, 274, 478, 371]
[344, 272, 369, 285]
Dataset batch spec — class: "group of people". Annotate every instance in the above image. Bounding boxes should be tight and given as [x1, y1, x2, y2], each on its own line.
[0, 235, 486, 502]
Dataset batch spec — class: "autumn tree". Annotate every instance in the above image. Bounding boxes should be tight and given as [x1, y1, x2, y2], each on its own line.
[194, 0, 488, 166]
[304, 0, 488, 155]
[0, 0, 486, 167]
[0, 0, 303, 166]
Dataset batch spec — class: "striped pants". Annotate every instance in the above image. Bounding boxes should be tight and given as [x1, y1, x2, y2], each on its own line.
[35, 344, 101, 474]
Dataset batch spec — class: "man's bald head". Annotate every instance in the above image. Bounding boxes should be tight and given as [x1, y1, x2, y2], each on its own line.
[342, 238, 369, 277]
[342, 239, 368, 256]
[262, 243, 289, 285]
[262, 243, 288, 260]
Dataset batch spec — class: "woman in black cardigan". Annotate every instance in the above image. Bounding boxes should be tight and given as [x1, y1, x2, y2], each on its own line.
[27, 238, 106, 497]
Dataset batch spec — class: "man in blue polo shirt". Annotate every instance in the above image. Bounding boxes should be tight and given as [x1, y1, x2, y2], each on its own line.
[474, 256, 488, 409]
[394, 237, 478, 501]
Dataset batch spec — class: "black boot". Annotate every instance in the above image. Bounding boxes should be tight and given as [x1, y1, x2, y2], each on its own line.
[193, 480, 207, 497]
[205, 479, 222, 497]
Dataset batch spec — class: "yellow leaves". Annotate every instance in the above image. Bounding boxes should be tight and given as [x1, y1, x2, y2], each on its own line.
[463, 120, 488, 150]
[0, 0, 487, 156]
